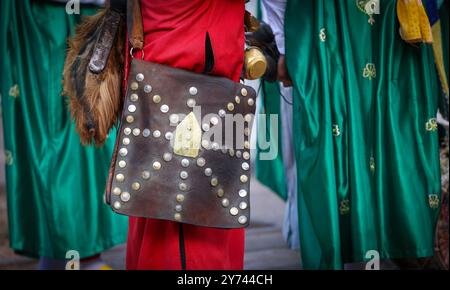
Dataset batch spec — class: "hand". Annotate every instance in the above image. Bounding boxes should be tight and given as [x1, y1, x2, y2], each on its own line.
[277, 55, 292, 87]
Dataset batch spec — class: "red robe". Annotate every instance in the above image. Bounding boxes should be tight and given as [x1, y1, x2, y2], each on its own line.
[125, 0, 245, 270]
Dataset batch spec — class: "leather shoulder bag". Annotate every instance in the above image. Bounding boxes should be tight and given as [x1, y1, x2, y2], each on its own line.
[105, 1, 256, 229]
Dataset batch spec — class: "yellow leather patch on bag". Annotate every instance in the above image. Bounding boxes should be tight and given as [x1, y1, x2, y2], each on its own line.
[173, 112, 202, 158]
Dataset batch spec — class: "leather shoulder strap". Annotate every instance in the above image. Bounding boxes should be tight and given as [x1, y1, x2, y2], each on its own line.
[127, 0, 144, 50]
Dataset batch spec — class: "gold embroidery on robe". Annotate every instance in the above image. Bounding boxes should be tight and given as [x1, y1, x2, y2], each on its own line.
[332, 124, 341, 137]
[428, 194, 440, 209]
[425, 118, 438, 132]
[340, 199, 350, 215]
[4, 150, 14, 166]
[363, 63, 376, 80]
[356, 0, 379, 25]
[9, 84, 20, 98]
[319, 28, 327, 42]
[369, 157, 375, 173]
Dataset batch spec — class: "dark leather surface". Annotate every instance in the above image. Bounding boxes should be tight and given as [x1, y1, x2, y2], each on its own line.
[88, 9, 122, 74]
[106, 59, 256, 228]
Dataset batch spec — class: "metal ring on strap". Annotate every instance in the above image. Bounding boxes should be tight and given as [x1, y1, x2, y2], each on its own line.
[130, 47, 144, 59]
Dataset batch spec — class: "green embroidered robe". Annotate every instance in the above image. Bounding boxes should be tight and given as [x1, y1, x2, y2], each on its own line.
[0, 0, 127, 259]
[285, 0, 442, 269]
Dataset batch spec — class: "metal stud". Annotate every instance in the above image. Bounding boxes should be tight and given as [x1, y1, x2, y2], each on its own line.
[239, 189, 248, 197]
[244, 114, 253, 123]
[136, 73, 144, 82]
[240, 175, 248, 183]
[163, 152, 173, 162]
[242, 162, 249, 171]
[130, 82, 138, 90]
[204, 168, 212, 176]
[211, 142, 219, 151]
[176, 194, 185, 202]
[181, 158, 190, 167]
[227, 102, 234, 111]
[116, 173, 124, 182]
[142, 129, 151, 137]
[189, 86, 198, 95]
[175, 204, 182, 212]
[244, 141, 250, 149]
[128, 104, 136, 113]
[239, 202, 248, 210]
[153, 161, 161, 170]
[241, 88, 248, 96]
[217, 188, 224, 197]
[244, 127, 250, 136]
[126, 115, 135, 123]
[132, 182, 141, 191]
[174, 213, 182, 221]
[119, 148, 128, 157]
[201, 139, 210, 149]
[121, 192, 131, 202]
[222, 198, 230, 207]
[179, 183, 188, 191]
[169, 114, 179, 124]
[243, 151, 250, 160]
[211, 177, 218, 187]
[230, 207, 239, 216]
[118, 160, 126, 168]
[124, 127, 131, 135]
[229, 149, 235, 157]
[160, 104, 169, 113]
[218, 109, 226, 117]
[165, 132, 173, 140]
[123, 138, 130, 145]
[153, 130, 161, 138]
[112, 187, 121, 195]
[113, 201, 121, 209]
[235, 96, 241, 104]
[144, 84, 152, 93]
[133, 128, 141, 136]
[180, 171, 188, 179]
[130, 93, 139, 102]
[235, 151, 242, 158]
[238, 215, 248, 224]
[196, 157, 206, 167]
[202, 123, 210, 131]
[153, 94, 161, 103]
[187, 98, 196, 108]
[210, 117, 219, 125]
[247, 98, 255, 106]
[142, 171, 151, 180]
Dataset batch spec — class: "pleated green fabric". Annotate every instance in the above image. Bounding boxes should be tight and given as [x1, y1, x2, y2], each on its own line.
[285, 0, 442, 269]
[255, 82, 287, 201]
[0, 1, 127, 259]
[254, 0, 287, 200]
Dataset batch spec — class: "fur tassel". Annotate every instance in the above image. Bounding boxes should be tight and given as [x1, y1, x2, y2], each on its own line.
[63, 9, 125, 146]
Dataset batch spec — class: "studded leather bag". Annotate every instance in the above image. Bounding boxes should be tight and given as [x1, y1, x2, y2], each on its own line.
[105, 58, 256, 228]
